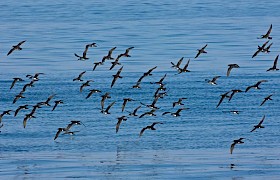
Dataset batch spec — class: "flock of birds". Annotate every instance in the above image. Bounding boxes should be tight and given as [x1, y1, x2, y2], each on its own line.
[0, 24, 278, 157]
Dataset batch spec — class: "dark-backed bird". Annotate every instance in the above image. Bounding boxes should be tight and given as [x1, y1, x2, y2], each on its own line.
[38, 94, 56, 106]
[227, 64, 239, 77]
[177, 59, 191, 74]
[111, 66, 123, 88]
[121, 47, 134, 57]
[260, 94, 273, 106]
[162, 108, 189, 117]
[73, 71, 86, 81]
[122, 98, 134, 112]
[195, 44, 207, 58]
[100, 92, 111, 110]
[23, 113, 36, 128]
[143, 66, 157, 76]
[86, 89, 101, 99]
[139, 122, 163, 137]
[228, 89, 243, 102]
[74, 43, 97, 60]
[109, 54, 122, 70]
[65, 120, 85, 131]
[252, 40, 270, 58]
[52, 100, 64, 111]
[13, 91, 25, 104]
[0, 110, 13, 123]
[54, 128, 67, 140]
[14, 105, 29, 117]
[140, 95, 160, 109]
[267, 55, 279, 71]
[10, 78, 24, 90]
[173, 98, 187, 108]
[22, 80, 35, 92]
[26, 72, 44, 81]
[7, 40, 26, 56]
[139, 109, 157, 118]
[258, 24, 272, 39]
[250, 115, 265, 132]
[263, 42, 273, 53]
[101, 101, 115, 114]
[205, 76, 221, 85]
[126, 105, 141, 116]
[116, 116, 128, 133]
[216, 91, 231, 108]
[102, 47, 117, 63]
[151, 73, 167, 86]
[92, 62, 103, 71]
[230, 138, 245, 154]
[171, 57, 184, 69]
[80, 80, 94, 92]
[245, 80, 268, 92]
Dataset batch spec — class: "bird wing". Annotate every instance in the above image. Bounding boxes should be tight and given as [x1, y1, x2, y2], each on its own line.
[273, 55, 279, 68]
[139, 127, 147, 137]
[212, 76, 221, 82]
[216, 95, 226, 108]
[252, 49, 261, 58]
[227, 66, 233, 77]
[10, 79, 17, 89]
[245, 85, 253, 92]
[230, 142, 236, 154]
[116, 119, 122, 133]
[260, 98, 267, 106]
[106, 101, 116, 112]
[258, 115, 265, 126]
[177, 57, 184, 67]
[52, 103, 58, 111]
[54, 129, 62, 140]
[194, 51, 200, 58]
[7, 47, 16, 56]
[162, 112, 171, 115]
[265, 24, 272, 36]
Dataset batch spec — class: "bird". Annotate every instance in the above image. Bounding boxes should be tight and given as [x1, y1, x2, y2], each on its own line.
[139, 109, 157, 118]
[100, 92, 111, 110]
[140, 95, 160, 109]
[227, 64, 239, 77]
[252, 40, 270, 58]
[0, 110, 13, 123]
[101, 101, 115, 114]
[177, 59, 191, 74]
[92, 62, 103, 71]
[65, 120, 85, 131]
[26, 73, 44, 81]
[80, 80, 94, 92]
[245, 80, 268, 92]
[13, 91, 25, 104]
[263, 42, 273, 53]
[22, 80, 35, 92]
[111, 66, 123, 88]
[121, 47, 134, 57]
[258, 24, 272, 39]
[10, 78, 24, 90]
[260, 94, 273, 106]
[126, 105, 141, 116]
[54, 128, 67, 140]
[7, 40, 26, 56]
[267, 55, 279, 71]
[122, 98, 134, 112]
[14, 105, 29, 117]
[230, 138, 245, 154]
[52, 100, 64, 111]
[162, 108, 188, 117]
[102, 47, 117, 63]
[205, 76, 221, 85]
[73, 71, 86, 81]
[151, 73, 167, 86]
[139, 122, 163, 137]
[143, 66, 157, 77]
[171, 57, 184, 69]
[216, 91, 231, 108]
[116, 116, 128, 133]
[109, 54, 122, 70]
[250, 115, 265, 132]
[228, 89, 243, 102]
[23, 113, 36, 128]
[86, 89, 101, 99]
[172, 98, 187, 108]
[74, 43, 97, 60]
[38, 94, 56, 106]
[195, 44, 207, 58]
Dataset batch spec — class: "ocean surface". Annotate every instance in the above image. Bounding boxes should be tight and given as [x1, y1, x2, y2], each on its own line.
[0, 1, 280, 179]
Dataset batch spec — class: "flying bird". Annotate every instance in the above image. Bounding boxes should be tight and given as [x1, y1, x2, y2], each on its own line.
[195, 44, 207, 58]
[139, 109, 157, 118]
[151, 73, 167, 86]
[258, 24, 272, 39]
[54, 128, 67, 140]
[52, 100, 64, 111]
[10, 78, 24, 90]
[111, 66, 123, 88]
[109, 54, 122, 70]
[267, 55, 279, 71]
[73, 71, 86, 81]
[250, 115, 265, 132]
[101, 101, 116, 114]
[263, 42, 273, 53]
[14, 105, 29, 117]
[260, 94, 273, 106]
[205, 76, 221, 85]
[23, 113, 36, 128]
[80, 80, 94, 92]
[13, 91, 25, 104]
[171, 57, 184, 70]
[252, 40, 270, 58]
[126, 105, 141, 116]
[7, 40, 26, 56]
[216, 91, 231, 108]
[143, 66, 157, 77]
[100, 92, 111, 110]
[86, 89, 101, 99]
[162, 108, 189, 117]
[177, 59, 191, 74]
[102, 47, 117, 63]
[139, 122, 163, 137]
[122, 98, 134, 112]
[26, 72, 44, 81]
[92, 62, 103, 71]
[227, 64, 239, 77]
[245, 80, 268, 92]
[116, 116, 128, 133]
[173, 98, 187, 107]
[0, 110, 13, 123]
[74, 43, 97, 60]
[228, 89, 243, 102]
[230, 138, 245, 154]
[121, 47, 134, 57]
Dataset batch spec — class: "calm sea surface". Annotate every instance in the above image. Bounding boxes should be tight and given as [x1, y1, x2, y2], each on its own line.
[0, 1, 280, 179]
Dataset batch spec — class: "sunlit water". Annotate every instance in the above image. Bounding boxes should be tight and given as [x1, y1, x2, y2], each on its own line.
[0, 1, 280, 179]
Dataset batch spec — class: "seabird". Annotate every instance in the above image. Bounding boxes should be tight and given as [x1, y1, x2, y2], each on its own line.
[22, 80, 35, 92]
[10, 78, 24, 90]
[162, 108, 188, 117]
[245, 80, 268, 92]
[140, 95, 160, 109]
[14, 105, 29, 117]
[205, 76, 221, 85]
[38, 94, 56, 106]
[172, 98, 187, 108]
[250, 115, 265, 132]
[252, 40, 270, 58]
[139, 122, 163, 137]
[86, 89, 101, 99]
[143, 66, 157, 76]
[177, 59, 191, 74]
[122, 98, 134, 112]
[73, 71, 86, 81]
[116, 116, 128, 133]
[230, 138, 245, 154]
[139, 109, 157, 118]
[7, 40, 26, 56]
[74, 43, 97, 60]
[23, 113, 36, 128]
[171, 57, 184, 69]
[101, 101, 115, 114]
[80, 80, 94, 92]
[227, 64, 239, 77]
[92, 62, 103, 71]
[13, 91, 25, 104]
[111, 66, 123, 88]
[121, 47, 134, 57]
[126, 105, 141, 116]
[216, 91, 231, 108]
[228, 89, 243, 102]
[267, 55, 279, 71]
[0, 110, 13, 123]
[100, 92, 111, 110]
[151, 73, 167, 86]
[26, 73, 44, 81]
[263, 42, 273, 53]
[258, 24, 272, 39]
[54, 128, 67, 140]
[102, 47, 117, 63]
[195, 44, 207, 58]
[109, 54, 122, 70]
[65, 120, 85, 131]
[260, 94, 273, 106]
[52, 100, 64, 111]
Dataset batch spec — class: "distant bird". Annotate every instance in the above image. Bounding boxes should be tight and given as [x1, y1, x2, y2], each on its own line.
[228, 89, 243, 102]
[177, 59, 191, 74]
[13, 91, 25, 104]
[252, 40, 270, 58]
[65, 120, 85, 131]
[73, 71, 86, 81]
[0, 110, 13, 123]
[250, 115, 265, 132]
[260, 94, 273, 106]
[195, 44, 207, 58]
[126, 105, 141, 116]
[263, 42, 273, 53]
[52, 100, 64, 111]
[139, 109, 157, 118]
[139, 122, 163, 137]
[267, 55, 279, 71]
[205, 76, 221, 85]
[38, 94, 56, 106]
[109, 54, 123, 70]
[23, 113, 36, 128]
[151, 73, 167, 86]
[172, 98, 187, 108]
[230, 138, 245, 154]
[143, 66, 157, 76]
[258, 24, 272, 39]
[162, 108, 189, 117]
[80, 80, 94, 92]
[100, 92, 111, 110]
[92, 62, 103, 71]
[14, 105, 29, 117]
[7, 40, 26, 56]
[216, 91, 231, 108]
[102, 47, 117, 63]
[86, 89, 101, 99]
[140, 95, 160, 109]
[22, 80, 35, 92]
[121, 47, 134, 57]
[111, 66, 123, 88]
[74, 43, 97, 60]
[227, 64, 239, 77]
[122, 98, 134, 112]
[54, 128, 67, 140]
[10, 78, 24, 90]
[245, 80, 268, 92]
[101, 101, 115, 114]
[26, 73, 44, 81]
[132, 81, 141, 89]
[171, 57, 184, 69]
[116, 116, 128, 133]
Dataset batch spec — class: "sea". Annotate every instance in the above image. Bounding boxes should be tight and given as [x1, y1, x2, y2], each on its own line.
[0, 1, 279, 179]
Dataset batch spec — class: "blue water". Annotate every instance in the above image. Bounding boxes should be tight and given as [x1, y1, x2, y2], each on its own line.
[1, 1, 280, 179]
